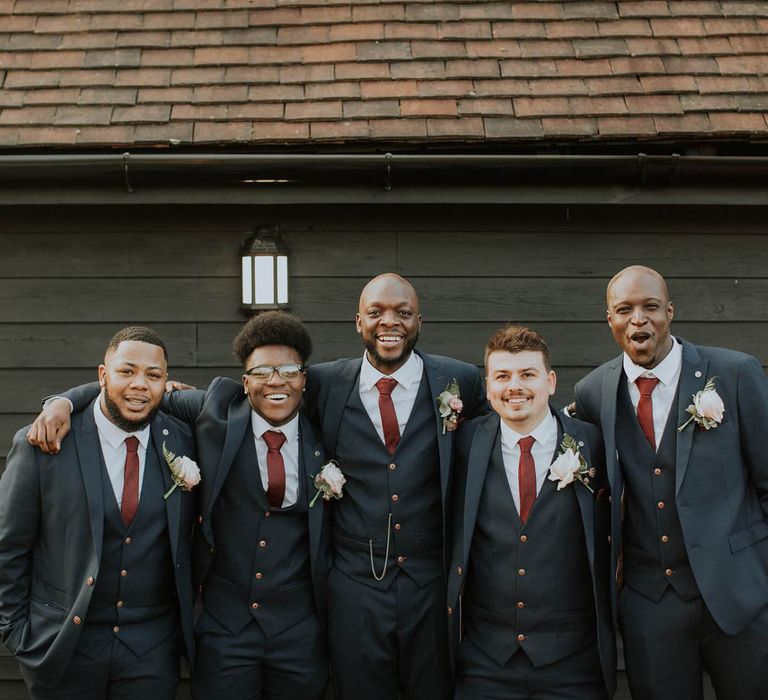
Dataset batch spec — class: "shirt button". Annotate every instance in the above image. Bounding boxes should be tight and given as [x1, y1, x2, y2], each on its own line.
[264, 512, 271, 518]
[116, 601, 124, 608]
[391, 494, 399, 502]
[255, 572, 263, 580]
[661, 535, 670, 543]
[518, 568, 526, 576]
[657, 501, 665, 509]
[124, 537, 132, 545]
[72, 616, 82, 625]
[519, 535, 528, 543]
[251, 602, 260, 610]
[120, 569, 127, 577]
[259, 540, 267, 548]
[394, 523, 402, 531]
[653, 468, 662, 476]
[113, 626, 120, 633]
[517, 601, 525, 609]
[665, 568, 673, 577]
[517, 633, 526, 641]
[86, 576, 94, 586]
[388, 463, 397, 471]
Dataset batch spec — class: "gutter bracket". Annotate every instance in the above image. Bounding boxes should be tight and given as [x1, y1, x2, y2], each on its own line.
[384, 152, 392, 192]
[637, 153, 647, 186]
[122, 152, 133, 193]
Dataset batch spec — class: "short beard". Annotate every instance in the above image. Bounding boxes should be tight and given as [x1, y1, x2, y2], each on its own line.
[364, 332, 419, 369]
[103, 388, 158, 433]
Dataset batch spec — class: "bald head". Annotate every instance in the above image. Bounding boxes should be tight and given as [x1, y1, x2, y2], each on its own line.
[607, 266, 669, 308]
[356, 273, 422, 374]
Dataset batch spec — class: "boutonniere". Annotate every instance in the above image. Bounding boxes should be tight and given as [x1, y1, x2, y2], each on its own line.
[548, 433, 595, 492]
[678, 377, 724, 432]
[309, 460, 346, 507]
[437, 379, 463, 434]
[162, 442, 201, 499]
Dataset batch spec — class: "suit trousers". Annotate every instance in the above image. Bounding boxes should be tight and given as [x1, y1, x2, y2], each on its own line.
[454, 635, 606, 700]
[20, 628, 179, 700]
[328, 566, 451, 700]
[191, 608, 328, 700]
[619, 585, 768, 700]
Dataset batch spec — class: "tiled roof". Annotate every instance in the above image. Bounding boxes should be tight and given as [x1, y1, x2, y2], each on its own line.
[1, 0, 767, 149]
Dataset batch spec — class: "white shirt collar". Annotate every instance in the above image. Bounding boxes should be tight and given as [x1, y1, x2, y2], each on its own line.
[499, 409, 557, 450]
[359, 350, 423, 392]
[251, 409, 300, 444]
[623, 336, 682, 386]
[93, 398, 151, 450]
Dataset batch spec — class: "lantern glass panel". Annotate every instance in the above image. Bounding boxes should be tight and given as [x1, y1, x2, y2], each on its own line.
[241, 256, 253, 305]
[254, 256, 275, 305]
[277, 255, 288, 304]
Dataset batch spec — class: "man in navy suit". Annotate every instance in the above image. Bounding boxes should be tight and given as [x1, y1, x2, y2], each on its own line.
[448, 325, 615, 700]
[0, 327, 197, 699]
[26, 312, 332, 700]
[305, 273, 487, 700]
[573, 265, 768, 699]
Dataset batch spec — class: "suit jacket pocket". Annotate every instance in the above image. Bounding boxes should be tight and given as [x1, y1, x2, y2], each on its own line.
[729, 520, 768, 554]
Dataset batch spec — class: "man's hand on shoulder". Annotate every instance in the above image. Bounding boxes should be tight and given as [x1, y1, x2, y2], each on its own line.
[26, 398, 73, 454]
[165, 380, 196, 393]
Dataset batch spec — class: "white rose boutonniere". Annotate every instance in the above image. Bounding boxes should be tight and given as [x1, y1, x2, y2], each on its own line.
[310, 460, 346, 507]
[548, 434, 595, 492]
[678, 377, 724, 432]
[437, 379, 463, 434]
[162, 442, 201, 499]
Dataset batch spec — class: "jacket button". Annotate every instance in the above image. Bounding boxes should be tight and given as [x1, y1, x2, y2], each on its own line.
[116, 601, 124, 608]
[519, 535, 528, 543]
[653, 468, 662, 476]
[394, 523, 402, 531]
[113, 625, 120, 633]
[447, 606, 453, 616]
[457, 566, 463, 576]
[264, 512, 271, 518]
[517, 601, 524, 609]
[255, 572, 263, 580]
[665, 568, 673, 577]
[72, 616, 82, 625]
[120, 569, 127, 577]
[517, 633, 526, 641]
[124, 537, 132, 545]
[389, 463, 396, 471]
[251, 602, 260, 610]
[259, 540, 267, 548]
[396, 555, 406, 565]
[86, 576, 94, 586]
[391, 494, 399, 502]
[197, 515, 203, 524]
[661, 535, 669, 543]
[518, 568, 526, 576]
[657, 501, 665, 509]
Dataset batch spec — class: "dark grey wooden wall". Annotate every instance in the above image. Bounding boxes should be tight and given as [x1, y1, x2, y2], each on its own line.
[0, 201, 764, 697]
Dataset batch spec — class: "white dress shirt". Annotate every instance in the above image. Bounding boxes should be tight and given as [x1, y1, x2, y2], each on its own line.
[358, 350, 424, 445]
[93, 399, 150, 508]
[500, 411, 558, 516]
[623, 337, 683, 448]
[251, 411, 300, 508]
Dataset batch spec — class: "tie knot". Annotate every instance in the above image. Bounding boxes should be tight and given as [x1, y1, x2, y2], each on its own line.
[263, 430, 286, 450]
[375, 377, 398, 396]
[124, 436, 139, 454]
[518, 436, 535, 453]
[636, 376, 660, 398]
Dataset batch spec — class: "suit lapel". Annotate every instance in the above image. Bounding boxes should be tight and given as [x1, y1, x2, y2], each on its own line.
[150, 414, 182, 565]
[462, 414, 499, 564]
[210, 397, 253, 510]
[600, 357, 623, 498]
[418, 350, 453, 508]
[322, 359, 361, 456]
[73, 401, 105, 564]
[675, 340, 708, 496]
[300, 415, 326, 572]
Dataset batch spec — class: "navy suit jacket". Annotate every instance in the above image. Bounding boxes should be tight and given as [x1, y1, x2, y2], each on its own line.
[0, 403, 196, 688]
[164, 377, 332, 628]
[574, 337, 768, 634]
[447, 409, 616, 696]
[304, 348, 487, 566]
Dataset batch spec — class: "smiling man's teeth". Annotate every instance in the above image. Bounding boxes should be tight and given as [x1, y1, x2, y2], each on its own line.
[266, 393, 288, 400]
[379, 336, 402, 343]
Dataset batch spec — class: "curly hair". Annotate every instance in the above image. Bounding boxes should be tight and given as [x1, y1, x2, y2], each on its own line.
[106, 326, 168, 362]
[233, 311, 313, 365]
[484, 325, 551, 371]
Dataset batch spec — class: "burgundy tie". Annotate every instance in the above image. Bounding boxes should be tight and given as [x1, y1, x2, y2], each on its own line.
[518, 436, 536, 524]
[376, 378, 401, 455]
[121, 436, 140, 527]
[636, 377, 660, 450]
[263, 430, 287, 508]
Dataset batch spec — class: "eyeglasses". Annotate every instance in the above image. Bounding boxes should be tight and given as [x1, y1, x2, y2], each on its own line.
[244, 364, 305, 382]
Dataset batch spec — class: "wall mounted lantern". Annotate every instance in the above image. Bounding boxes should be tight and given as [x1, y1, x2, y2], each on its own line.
[240, 227, 289, 313]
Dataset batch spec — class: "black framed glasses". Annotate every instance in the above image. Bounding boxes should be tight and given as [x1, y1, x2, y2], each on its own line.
[244, 364, 305, 382]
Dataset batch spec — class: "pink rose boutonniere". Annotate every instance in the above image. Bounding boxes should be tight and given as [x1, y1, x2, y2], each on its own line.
[310, 460, 346, 507]
[678, 377, 724, 432]
[548, 434, 595, 493]
[162, 442, 201, 499]
[437, 379, 463, 434]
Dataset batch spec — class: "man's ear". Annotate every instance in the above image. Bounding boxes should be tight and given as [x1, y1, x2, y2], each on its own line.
[97, 364, 107, 389]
